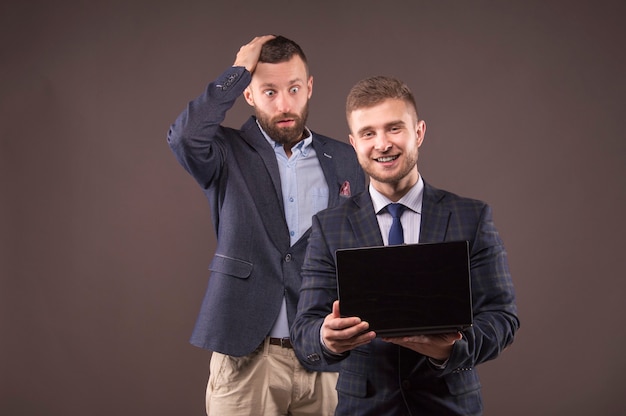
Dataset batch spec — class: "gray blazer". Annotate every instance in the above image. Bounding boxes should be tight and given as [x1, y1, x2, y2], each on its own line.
[167, 67, 365, 364]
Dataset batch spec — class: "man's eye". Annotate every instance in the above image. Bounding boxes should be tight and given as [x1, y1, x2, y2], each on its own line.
[290, 87, 300, 94]
[265, 90, 275, 97]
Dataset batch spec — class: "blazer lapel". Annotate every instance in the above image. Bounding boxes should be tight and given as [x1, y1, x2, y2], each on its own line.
[240, 118, 285, 211]
[239, 118, 289, 251]
[311, 136, 341, 208]
[310, 146, 456, 248]
[347, 193, 385, 247]
[419, 181, 450, 243]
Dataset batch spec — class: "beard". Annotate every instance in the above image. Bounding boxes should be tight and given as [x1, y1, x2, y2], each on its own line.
[361, 147, 419, 185]
[255, 102, 310, 147]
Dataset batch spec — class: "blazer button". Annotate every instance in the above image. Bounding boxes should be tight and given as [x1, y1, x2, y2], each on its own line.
[307, 353, 320, 362]
[284, 254, 292, 262]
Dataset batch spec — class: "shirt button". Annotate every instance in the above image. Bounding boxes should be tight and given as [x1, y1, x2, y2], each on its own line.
[284, 254, 292, 262]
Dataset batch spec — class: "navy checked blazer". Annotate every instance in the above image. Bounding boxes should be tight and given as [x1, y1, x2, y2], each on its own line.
[291, 183, 520, 415]
[168, 66, 365, 361]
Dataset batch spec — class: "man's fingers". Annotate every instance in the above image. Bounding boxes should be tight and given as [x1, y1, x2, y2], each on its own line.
[328, 316, 365, 332]
[327, 328, 376, 353]
[233, 35, 276, 71]
[253, 34, 276, 43]
[323, 302, 376, 353]
[384, 331, 462, 345]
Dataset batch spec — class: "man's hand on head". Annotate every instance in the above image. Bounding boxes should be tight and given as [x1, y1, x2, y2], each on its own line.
[233, 35, 276, 73]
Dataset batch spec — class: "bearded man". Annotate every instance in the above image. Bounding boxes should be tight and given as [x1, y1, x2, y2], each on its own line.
[167, 35, 365, 416]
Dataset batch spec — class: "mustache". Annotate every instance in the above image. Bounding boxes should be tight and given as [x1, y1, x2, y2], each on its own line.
[272, 113, 301, 123]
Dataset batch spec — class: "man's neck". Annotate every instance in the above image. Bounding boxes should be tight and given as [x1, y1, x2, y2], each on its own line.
[371, 171, 420, 202]
[282, 133, 306, 158]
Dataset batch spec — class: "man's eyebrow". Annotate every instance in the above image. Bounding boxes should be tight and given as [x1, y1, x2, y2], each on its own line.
[386, 120, 406, 128]
[258, 82, 277, 89]
[356, 120, 406, 136]
[259, 78, 305, 89]
[356, 125, 374, 136]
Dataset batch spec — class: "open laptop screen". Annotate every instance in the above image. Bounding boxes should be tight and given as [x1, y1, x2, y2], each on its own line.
[335, 240, 473, 337]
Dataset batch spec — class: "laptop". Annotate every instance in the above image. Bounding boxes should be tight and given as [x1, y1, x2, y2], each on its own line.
[335, 240, 473, 337]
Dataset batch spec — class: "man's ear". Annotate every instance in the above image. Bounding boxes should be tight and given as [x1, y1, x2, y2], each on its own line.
[416, 119, 426, 147]
[243, 86, 255, 107]
[307, 75, 313, 100]
[349, 134, 356, 149]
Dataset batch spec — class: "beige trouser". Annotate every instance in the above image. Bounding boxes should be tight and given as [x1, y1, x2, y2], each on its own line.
[206, 337, 338, 416]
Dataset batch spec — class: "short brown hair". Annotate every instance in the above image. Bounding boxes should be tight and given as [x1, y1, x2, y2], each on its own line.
[346, 76, 418, 119]
[259, 35, 308, 72]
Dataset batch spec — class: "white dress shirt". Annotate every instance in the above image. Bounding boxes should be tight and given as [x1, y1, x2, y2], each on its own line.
[370, 176, 424, 245]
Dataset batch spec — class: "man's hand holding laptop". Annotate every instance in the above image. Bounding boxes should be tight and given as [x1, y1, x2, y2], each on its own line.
[321, 300, 461, 362]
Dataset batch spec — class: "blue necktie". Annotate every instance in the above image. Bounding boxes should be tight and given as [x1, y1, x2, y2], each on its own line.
[387, 203, 406, 245]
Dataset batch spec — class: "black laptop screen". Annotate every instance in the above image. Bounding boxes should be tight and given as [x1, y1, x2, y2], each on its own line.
[335, 241, 473, 336]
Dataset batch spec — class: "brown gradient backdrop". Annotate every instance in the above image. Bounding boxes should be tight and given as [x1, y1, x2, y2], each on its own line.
[2, 1, 625, 415]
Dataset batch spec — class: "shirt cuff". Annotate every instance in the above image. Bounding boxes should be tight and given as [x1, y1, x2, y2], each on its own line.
[428, 357, 449, 369]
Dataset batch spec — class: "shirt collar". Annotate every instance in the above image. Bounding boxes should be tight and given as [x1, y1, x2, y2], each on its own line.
[256, 120, 313, 156]
[370, 175, 424, 215]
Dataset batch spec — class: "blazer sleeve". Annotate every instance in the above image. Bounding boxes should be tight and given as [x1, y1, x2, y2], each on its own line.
[444, 203, 520, 374]
[291, 214, 347, 371]
[166, 66, 251, 188]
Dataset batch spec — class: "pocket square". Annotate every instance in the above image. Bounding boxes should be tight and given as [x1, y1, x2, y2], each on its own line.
[339, 181, 351, 197]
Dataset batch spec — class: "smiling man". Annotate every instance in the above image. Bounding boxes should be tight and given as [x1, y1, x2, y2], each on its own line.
[167, 35, 365, 415]
[291, 76, 520, 415]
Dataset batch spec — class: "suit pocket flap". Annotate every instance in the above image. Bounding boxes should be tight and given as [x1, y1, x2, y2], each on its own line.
[336, 368, 367, 398]
[445, 369, 481, 395]
[209, 254, 253, 279]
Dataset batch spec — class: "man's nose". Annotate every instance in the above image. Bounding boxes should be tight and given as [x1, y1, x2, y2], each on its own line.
[374, 133, 392, 151]
[275, 93, 292, 113]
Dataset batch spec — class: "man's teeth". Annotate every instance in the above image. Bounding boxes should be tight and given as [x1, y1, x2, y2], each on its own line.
[377, 156, 396, 162]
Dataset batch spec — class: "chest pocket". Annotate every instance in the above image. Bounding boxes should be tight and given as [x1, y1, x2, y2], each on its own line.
[336, 367, 368, 398]
[310, 187, 329, 215]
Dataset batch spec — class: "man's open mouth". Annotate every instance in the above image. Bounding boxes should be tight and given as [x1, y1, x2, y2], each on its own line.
[375, 155, 399, 162]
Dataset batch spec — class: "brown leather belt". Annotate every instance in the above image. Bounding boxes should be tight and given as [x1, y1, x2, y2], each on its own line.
[269, 337, 293, 349]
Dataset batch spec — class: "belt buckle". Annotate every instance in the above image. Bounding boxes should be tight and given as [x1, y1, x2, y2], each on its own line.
[279, 337, 290, 348]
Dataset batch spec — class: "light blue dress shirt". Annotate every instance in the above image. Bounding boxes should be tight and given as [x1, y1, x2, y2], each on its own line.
[258, 123, 329, 338]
